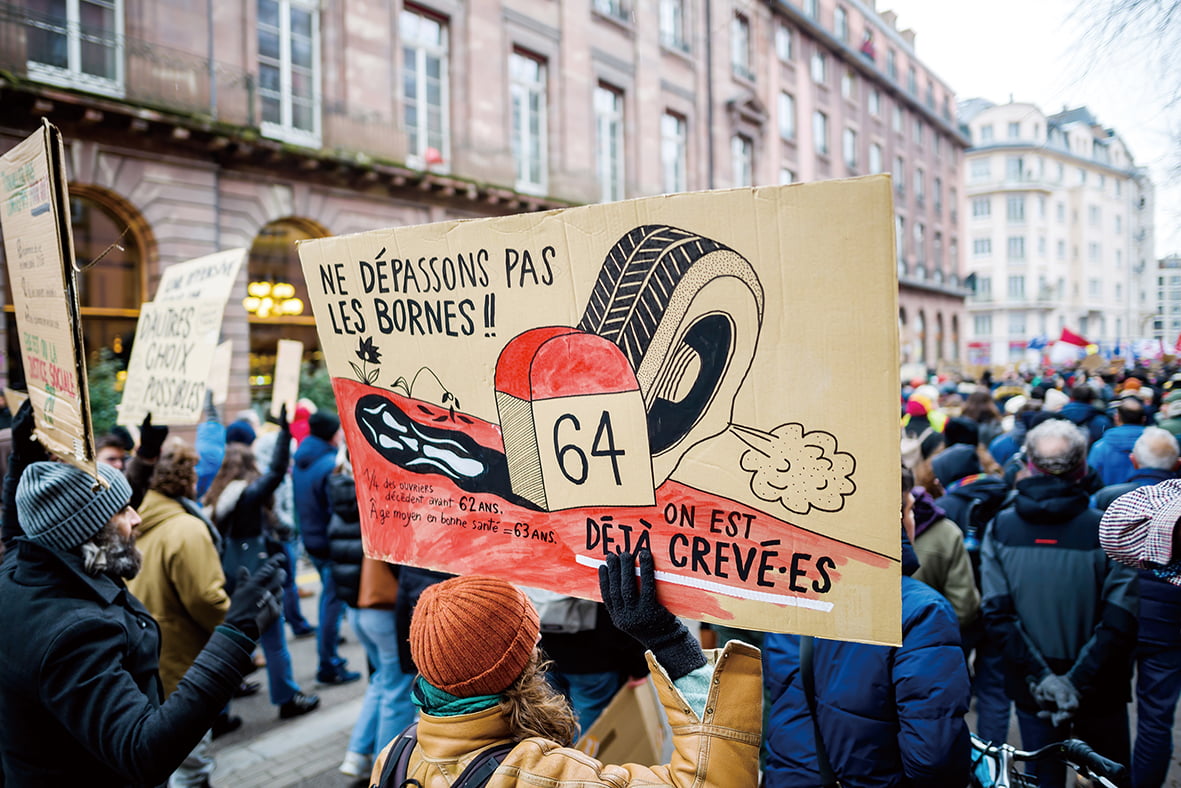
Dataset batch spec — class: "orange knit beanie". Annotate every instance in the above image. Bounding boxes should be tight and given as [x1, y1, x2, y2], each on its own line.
[410, 575, 541, 697]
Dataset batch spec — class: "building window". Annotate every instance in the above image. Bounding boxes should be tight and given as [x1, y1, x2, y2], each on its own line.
[1008, 275, 1025, 299]
[26, 0, 124, 95]
[906, 64, 916, 94]
[1007, 236, 1025, 260]
[813, 111, 829, 155]
[887, 48, 897, 80]
[1057, 202, 1065, 222]
[1007, 195, 1025, 223]
[1057, 239, 1066, 259]
[974, 314, 992, 335]
[1089, 278, 1101, 298]
[841, 69, 856, 100]
[1038, 235, 1047, 257]
[893, 155, 905, 194]
[973, 238, 991, 256]
[933, 177, 942, 212]
[1006, 155, 1025, 180]
[661, 112, 687, 194]
[778, 92, 796, 140]
[914, 167, 925, 205]
[259, 0, 321, 145]
[1008, 121, 1021, 139]
[1088, 205, 1100, 226]
[510, 51, 547, 194]
[972, 197, 992, 218]
[810, 51, 827, 84]
[970, 158, 990, 180]
[779, 167, 795, 184]
[1037, 195, 1046, 218]
[592, 0, 626, 18]
[913, 118, 923, 147]
[868, 142, 882, 173]
[1089, 242, 1101, 261]
[868, 88, 880, 116]
[402, 6, 448, 168]
[843, 128, 857, 169]
[977, 276, 992, 300]
[892, 104, 903, 133]
[1009, 312, 1026, 336]
[1115, 214, 1122, 234]
[804, 0, 818, 19]
[775, 23, 793, 61]
[732, 134, 753, 187]
[914, 222, 925, 263]
[979, 124, 993, 143]
[732, 13, 753, 80]
[834, 6, 849, 41]
[660, 0, 688, 51]
[595, 84, 625, 202]
[896, 215, 905, 261]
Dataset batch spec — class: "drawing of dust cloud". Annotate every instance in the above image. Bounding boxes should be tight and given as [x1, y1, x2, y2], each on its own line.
[730, 423, 856, 515]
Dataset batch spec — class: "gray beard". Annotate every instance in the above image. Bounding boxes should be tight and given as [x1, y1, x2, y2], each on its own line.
[81, 526, 143, 580]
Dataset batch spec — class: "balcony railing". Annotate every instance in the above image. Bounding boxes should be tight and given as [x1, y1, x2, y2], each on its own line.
[0, 3, 255, 125]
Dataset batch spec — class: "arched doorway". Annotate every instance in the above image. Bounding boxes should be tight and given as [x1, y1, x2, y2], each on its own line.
[5, 185, 151, 391]
[245, 217, 327, 406]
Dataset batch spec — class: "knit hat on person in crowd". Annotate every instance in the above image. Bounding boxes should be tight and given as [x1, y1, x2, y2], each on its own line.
[308, 411, 341, 442]
[410, 575, 540, 697]
[225, 419, 257, 446]
[905, 399, 928, 417]
[943, 417, 979, 448]
[930, 443, 982, 488]
[1164, 389, 1181, 419]
[16, 462, 132, 551]
[1043, 388, 1070, 413]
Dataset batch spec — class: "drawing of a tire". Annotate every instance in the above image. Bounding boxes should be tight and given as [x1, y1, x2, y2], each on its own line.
[578, 225, 764, 485]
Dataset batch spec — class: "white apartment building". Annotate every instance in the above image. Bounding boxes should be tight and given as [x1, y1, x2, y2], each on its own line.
[961, 101, 1155, 366]
[1157, 255, 1181, 346]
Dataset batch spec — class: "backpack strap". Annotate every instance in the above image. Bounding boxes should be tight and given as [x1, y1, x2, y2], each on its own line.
[373, 722, 418, 788]
[452, 741, 516, 787]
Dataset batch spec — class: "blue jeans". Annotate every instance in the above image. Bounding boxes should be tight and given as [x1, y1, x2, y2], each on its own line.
[310, 555, 346, 674]
[973, 640, 1012, 745]
[281, 541, 313, 635]
[1016, 705, 1130, 788]
[1133, 644, 1181, 788]
[348, 607, 417, 755]
[547, 670, 626, 732]
[259, 614, 300, 706]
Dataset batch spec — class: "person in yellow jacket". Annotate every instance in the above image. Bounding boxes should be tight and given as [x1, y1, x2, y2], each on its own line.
[370, 550, 762, 788]
[127, 438, 230, 787]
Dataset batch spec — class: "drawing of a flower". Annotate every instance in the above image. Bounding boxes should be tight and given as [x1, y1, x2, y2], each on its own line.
[350, 336, 382, 385]
[356, 336, 381, 365]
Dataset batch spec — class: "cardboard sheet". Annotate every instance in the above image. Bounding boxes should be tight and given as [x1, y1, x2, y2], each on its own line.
[298, 178, 902, 643]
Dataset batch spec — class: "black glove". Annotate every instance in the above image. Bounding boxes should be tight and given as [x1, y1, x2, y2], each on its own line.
[11, 398, 48, 466]
[202, 389, 220, 423]
[277, 403, 289, 433]
[224, 554, 286, 640]
[1032, 673, 1080, 727]
[599, 550, 706, 680]
[137, 413, 169, 460]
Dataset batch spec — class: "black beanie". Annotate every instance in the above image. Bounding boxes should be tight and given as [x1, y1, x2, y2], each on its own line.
[308, 411, 341, 441]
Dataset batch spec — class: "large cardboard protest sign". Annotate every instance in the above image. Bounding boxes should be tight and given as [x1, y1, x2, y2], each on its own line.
[117, 249, 244, 426]
[0, 121, 97, 476]
[270, 339, 303, 418]
[298, 178, 901, 643]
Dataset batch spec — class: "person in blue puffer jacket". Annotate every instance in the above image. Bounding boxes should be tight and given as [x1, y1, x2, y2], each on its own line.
[763, 467, 972, 788]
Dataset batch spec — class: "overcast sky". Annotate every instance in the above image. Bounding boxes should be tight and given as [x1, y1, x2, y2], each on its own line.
[881, 0, 1180, 255]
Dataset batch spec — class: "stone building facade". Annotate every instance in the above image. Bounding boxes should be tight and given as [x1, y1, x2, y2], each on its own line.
[0, 0, 967, 420]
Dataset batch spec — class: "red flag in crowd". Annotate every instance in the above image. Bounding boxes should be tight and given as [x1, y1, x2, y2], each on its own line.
[1059, 327, 1089, 347]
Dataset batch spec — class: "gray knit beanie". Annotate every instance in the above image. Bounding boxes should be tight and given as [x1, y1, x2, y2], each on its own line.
[17, 462, 132, 551]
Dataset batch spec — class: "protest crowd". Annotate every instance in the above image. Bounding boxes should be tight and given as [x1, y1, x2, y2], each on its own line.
[2, 358, 1181, 788]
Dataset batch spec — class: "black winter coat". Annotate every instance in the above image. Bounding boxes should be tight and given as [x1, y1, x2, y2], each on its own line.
[327, 473, 363, 607]
[0, 539, 254, 787]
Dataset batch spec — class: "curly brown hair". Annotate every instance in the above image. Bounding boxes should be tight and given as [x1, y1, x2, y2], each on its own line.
[150, 438, 199, 499]
[498, 649, 581, 746]
[203, 442, 259, 511]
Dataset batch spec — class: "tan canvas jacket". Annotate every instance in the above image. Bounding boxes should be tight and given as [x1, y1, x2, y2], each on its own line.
[371, 639, 762, 787]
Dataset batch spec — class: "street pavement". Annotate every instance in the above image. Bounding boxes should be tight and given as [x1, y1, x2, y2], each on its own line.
[208, 558, 1181, 787]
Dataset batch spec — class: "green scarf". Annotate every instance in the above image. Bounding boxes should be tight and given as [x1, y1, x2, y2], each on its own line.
[412, 676, 503, 717]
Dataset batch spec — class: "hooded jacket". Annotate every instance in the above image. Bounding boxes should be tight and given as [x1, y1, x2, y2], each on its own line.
[371, 642, 762, 788]
[1087, 425, 1146, 487]
[1060, 401, 1112, 445]
[911, 489, 980, 629]
[0, 539, 253, 787]
[980, 474, 1139, 712]
[292, 435, 337, 558]
[126, 490, 230, 697]
[763, 539, 971, 788]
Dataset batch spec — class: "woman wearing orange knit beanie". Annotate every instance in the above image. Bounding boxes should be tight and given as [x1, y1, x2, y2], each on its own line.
[370, 550, 763, 787]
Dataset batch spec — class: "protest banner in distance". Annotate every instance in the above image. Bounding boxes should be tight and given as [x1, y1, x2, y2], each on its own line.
[270, 339, 303, 418]
[117, 249, 244, 426]
[208, 341, 233, 406]
[298, 178, 901, 643]
[0, 121, 97, 477]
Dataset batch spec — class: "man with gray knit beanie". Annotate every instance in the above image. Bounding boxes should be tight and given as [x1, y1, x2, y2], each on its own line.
[0, 460, 287, 787]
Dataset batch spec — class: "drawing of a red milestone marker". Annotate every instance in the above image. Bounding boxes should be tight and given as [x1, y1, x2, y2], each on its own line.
[495, 327, 655, 511]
